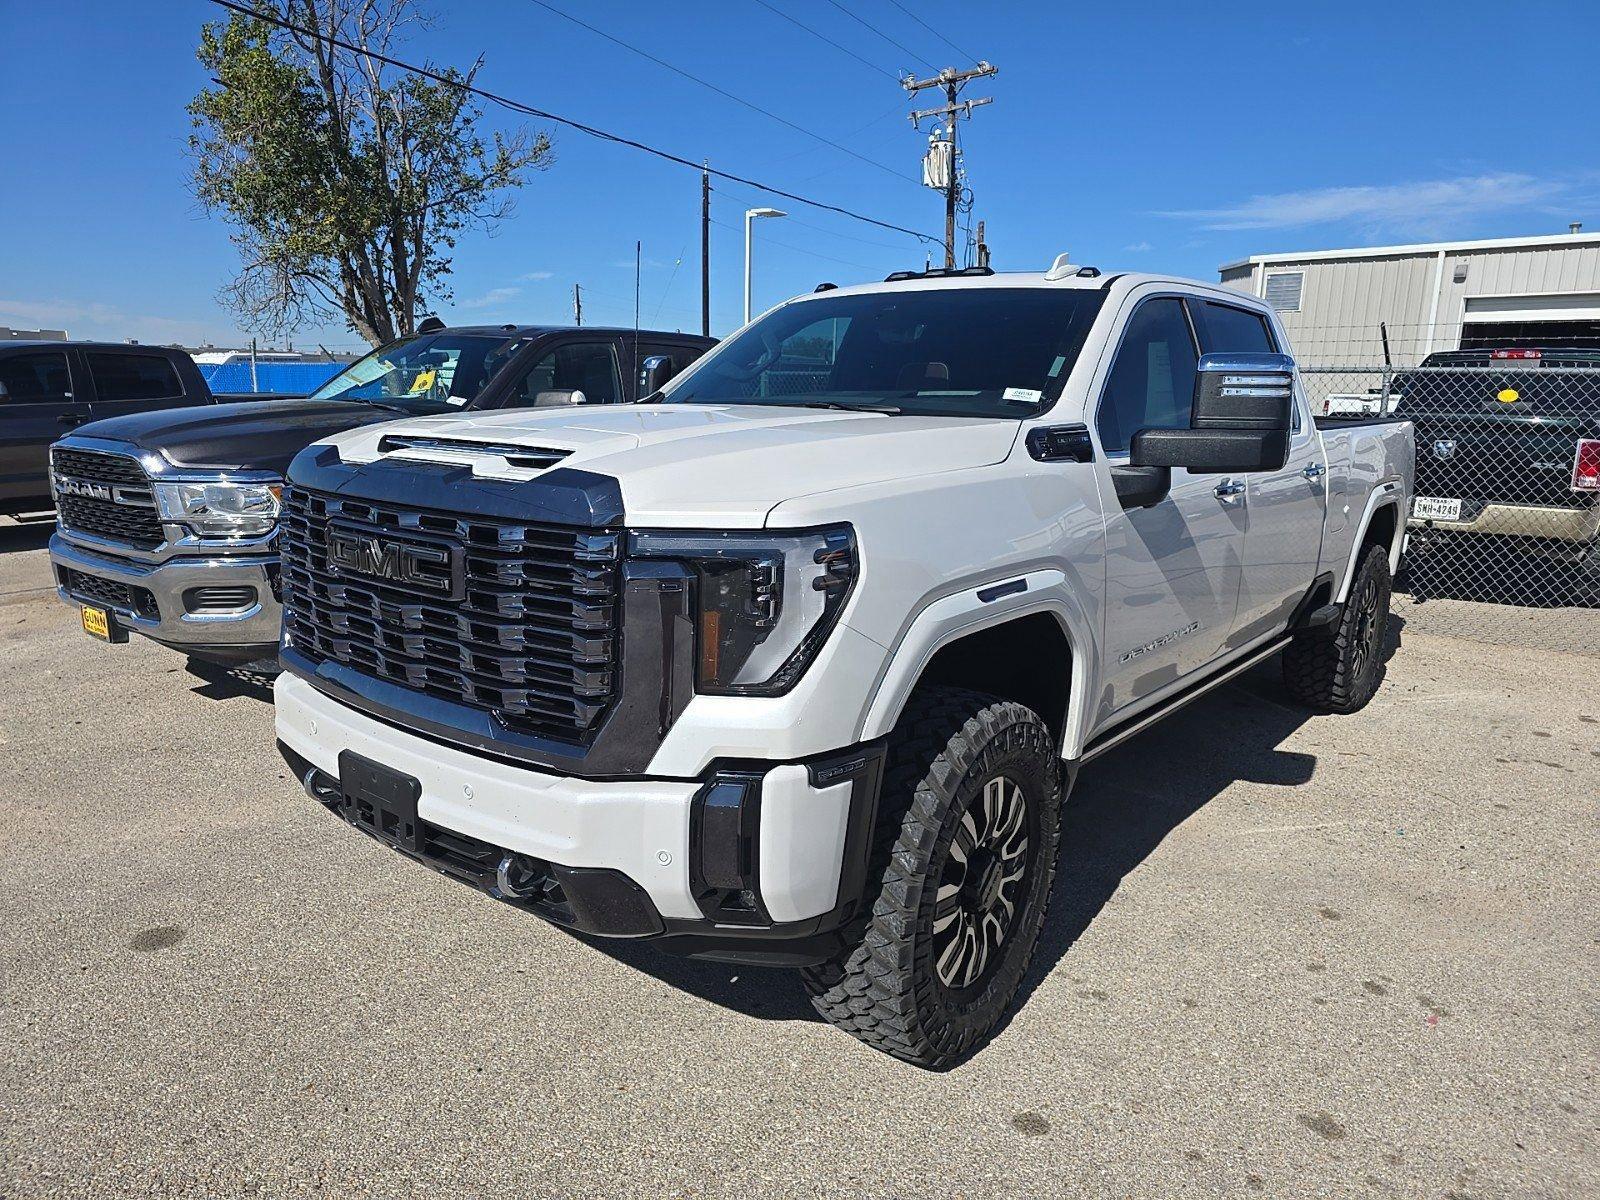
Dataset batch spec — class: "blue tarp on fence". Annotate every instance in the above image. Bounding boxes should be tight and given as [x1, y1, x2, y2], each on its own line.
[197, 361, 346, 395]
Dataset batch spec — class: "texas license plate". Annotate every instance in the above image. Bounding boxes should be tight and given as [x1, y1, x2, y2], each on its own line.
[1413, 495, 1463, 522]
[81, 604, 113, 640]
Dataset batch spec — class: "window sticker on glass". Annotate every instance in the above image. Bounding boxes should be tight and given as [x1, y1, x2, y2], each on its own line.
[1003, 387, 1043, 404]
[1047, 355, 1067, 377]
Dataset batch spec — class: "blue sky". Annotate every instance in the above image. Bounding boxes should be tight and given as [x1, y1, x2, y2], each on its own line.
[3, 0, 1596, 349]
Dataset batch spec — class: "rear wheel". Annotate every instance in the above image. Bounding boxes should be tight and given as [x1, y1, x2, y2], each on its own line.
[801, 688, 1062, 1069]
[1283, 543, 1392, 712]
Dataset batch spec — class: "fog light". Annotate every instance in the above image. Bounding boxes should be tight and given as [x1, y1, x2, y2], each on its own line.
[690, 772, 768, 924]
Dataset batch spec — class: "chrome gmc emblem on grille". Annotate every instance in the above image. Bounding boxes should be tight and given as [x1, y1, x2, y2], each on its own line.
[326, 526, 463, 598]
[55, 476, 115, 502]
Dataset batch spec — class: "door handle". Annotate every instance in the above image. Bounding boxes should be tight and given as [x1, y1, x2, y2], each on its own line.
[1302, 461, 1326, 480]
[57, 414, 84, 427]
[1214, 479, 1247, 499]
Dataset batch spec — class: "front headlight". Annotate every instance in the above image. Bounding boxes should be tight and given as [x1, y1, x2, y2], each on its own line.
[153, 479, 283, 538]
[630, 525, 857, 696]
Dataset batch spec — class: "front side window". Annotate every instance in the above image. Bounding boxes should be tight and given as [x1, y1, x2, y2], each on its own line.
[507, 342, 621, 406]
[1199, 302, 1276, 354]
[1096, 298, 1199, 453]
[88, 352, 183, 402]
[664, 287, 1107, 418]
[0, 352, 71, 402]
[307, 333, 528, 413]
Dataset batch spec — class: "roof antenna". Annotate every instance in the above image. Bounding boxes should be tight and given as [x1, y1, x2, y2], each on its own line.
[1043, 252, 1074, 281]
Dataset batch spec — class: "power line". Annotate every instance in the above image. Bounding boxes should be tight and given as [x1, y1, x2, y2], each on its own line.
[205, 0, 938, 246]
[748, 0, 899, 81]
[822, 0, 936, 70]
[883, 0, 980, 63]
[526, 0, 915, 187]
[709, 213, 877, 273]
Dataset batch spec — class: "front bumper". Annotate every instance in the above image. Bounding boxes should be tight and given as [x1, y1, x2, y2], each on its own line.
[274, 672, 885, 965]
[50, 532, 282, 658]
[1407, 501, 1600, 544]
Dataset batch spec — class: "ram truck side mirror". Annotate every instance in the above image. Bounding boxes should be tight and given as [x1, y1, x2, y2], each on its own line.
[534, 389, 586, 407]
[1114, 353, 1296, 509]
[638, 355, 675, 398]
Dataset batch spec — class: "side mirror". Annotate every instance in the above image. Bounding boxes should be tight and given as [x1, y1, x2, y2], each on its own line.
[1130, 353, 1295, 474]
[638, 354, 675, 398]
[534, 389, 586, 407]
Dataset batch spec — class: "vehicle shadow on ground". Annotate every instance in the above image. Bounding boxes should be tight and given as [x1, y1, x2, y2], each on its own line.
[184, 657, 277, 704]
[564, 621, 1406, 1044]
[0, 519, 54, 554]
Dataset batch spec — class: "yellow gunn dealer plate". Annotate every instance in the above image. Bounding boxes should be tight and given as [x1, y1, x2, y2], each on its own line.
[80, 604, 112, 641]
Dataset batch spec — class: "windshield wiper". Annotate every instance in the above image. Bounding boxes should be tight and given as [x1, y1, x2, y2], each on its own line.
[347, 396, 414, 414]
[795, 400, 903, 415]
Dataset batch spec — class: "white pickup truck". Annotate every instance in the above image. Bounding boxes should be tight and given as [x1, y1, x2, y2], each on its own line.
[273, 264, 1414, 1067]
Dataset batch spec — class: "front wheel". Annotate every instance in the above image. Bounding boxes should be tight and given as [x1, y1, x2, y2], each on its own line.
[1282, 543, 1392, 713]
[802, 688, 1062, 1069]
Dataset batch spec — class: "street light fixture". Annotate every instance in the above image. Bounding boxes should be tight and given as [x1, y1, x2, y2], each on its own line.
[743, 207, 787, 324]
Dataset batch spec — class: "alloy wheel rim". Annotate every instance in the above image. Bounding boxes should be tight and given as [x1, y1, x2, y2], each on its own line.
[1350, 576, 1381, 677]
[933, 775, 1030, 991]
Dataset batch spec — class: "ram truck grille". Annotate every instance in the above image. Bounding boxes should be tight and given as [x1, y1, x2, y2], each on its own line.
[278, 486, 621, 744]
[51, 448, 164, 549]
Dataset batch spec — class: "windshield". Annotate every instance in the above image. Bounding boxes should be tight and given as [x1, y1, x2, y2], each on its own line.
[307, 333, 529, 412]
[663, 286, 1107, 417]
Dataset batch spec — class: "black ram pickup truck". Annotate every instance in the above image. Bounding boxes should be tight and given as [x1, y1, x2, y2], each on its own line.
[1, 341, 249, 518]
[1396, 347, 1600, 598]
[49, 323, 714, 665]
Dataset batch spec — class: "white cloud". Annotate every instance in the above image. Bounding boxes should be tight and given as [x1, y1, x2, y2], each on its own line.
[518, 271, 554, 282]
[459, 286, 522, 309]
[1123, 241, 1153, 253]
[1158, 172, 1574, 233]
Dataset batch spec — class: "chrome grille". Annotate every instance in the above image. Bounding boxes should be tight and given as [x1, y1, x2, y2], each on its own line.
[279, 486, 621, 743]
[51, 447, 163, 549]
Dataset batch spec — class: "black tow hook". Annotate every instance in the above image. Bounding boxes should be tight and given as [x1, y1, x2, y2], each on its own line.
[301, 766, 342, 807]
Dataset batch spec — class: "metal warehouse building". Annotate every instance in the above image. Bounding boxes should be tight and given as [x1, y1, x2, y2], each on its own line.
[1219, 229, 1600, 367]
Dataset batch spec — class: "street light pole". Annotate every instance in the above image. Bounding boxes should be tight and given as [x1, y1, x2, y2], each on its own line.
[743, 207, 786, 324]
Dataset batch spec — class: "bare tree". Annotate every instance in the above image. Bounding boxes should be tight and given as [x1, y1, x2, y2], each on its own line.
[189, 0, 551, 345]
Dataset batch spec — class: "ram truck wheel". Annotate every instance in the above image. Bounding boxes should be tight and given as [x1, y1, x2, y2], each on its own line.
[1283, 543, 1392, 713]
[801, 687, 1062, 1069]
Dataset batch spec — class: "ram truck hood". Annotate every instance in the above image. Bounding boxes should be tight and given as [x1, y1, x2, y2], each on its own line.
[75, 399, 398, 476]
[317, 403, 1022, 525]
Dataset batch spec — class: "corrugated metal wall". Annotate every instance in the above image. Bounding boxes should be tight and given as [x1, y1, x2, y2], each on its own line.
[1219, 241, 1600, 367]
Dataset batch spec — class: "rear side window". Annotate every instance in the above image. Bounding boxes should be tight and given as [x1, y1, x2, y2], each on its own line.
[1096, 298, 1199, 453]
[1199, 302, 1276, 354]
[88, 352, 184, 402]
[0, 351, 72, 402]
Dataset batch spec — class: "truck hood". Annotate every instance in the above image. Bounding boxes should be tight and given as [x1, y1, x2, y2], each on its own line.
[75, 399, 398, 475]
[318, 403, 1022, 525]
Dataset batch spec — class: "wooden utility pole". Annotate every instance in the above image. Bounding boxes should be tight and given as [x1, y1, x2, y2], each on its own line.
[701, 163, 711, 337]
[904, 63, 997, 269]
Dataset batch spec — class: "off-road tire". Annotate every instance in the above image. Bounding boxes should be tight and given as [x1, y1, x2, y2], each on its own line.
[1283, 543, 1392, 713]
[801, 687, 1062, 1069]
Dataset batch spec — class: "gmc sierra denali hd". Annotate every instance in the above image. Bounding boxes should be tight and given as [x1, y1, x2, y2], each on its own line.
[273, 265, 1414, 1067]
[47, 324, 712, 665]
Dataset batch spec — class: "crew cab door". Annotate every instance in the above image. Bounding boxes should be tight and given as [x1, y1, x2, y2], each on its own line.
[0, 348, 89, 508]
[1192, 300, 1327, 641]
[1092, 293, 1245, 711]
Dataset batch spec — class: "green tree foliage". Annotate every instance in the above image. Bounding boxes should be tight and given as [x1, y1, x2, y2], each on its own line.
[189, 0, 551, 345]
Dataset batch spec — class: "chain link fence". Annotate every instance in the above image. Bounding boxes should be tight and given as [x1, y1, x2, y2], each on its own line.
[1301, 363, 1600, 656]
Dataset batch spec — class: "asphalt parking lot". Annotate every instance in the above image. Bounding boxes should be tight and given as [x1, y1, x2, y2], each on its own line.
[1, 521, 1595, 1199]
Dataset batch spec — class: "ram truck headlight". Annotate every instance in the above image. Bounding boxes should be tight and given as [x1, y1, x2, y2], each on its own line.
[630, 525, 857, 696]
[153, 479, 283, 538]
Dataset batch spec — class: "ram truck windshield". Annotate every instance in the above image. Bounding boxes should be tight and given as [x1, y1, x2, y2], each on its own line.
[664, 286, 1107, 418]
[306, 332, 529, 414]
